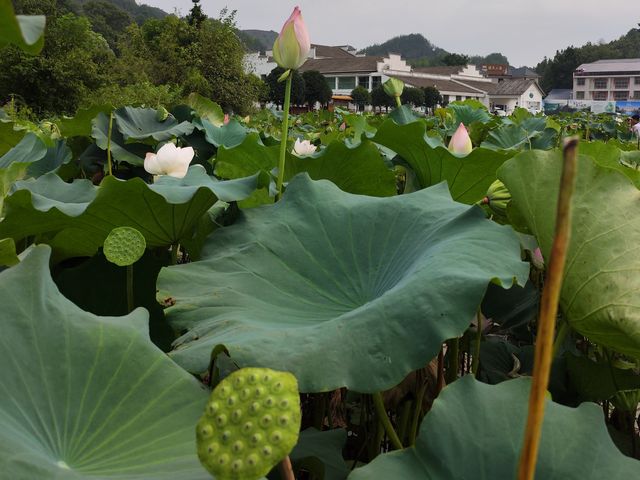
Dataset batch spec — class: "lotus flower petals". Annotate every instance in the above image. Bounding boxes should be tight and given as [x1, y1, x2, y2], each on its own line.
[448, 123, 473, 155]
[144, 143, 194, 178]
[272, 6, 310, 70]
[292, 138, 317, 156]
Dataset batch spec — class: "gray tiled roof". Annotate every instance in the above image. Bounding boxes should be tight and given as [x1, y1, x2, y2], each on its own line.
[575, 58, 640, 73]
[311, 44, 356, 59]
[388, 75, 484, 95]
[299, 56, 383, 74]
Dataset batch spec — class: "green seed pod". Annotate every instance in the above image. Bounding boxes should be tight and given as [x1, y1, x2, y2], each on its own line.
[196, 367, 301, 480]
[103, 227, 146, 267]
[484, 179, 512, 218]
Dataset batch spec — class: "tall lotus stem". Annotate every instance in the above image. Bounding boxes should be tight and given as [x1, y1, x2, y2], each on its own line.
[276, 73, 293, 200]
[107, 111, 114, 176]
[517, 137, 578, 480]
[372, 391, 403, 450]
[279, 456, 295, 480]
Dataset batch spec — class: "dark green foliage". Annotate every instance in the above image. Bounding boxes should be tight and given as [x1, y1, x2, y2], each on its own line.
[442, 52, 469, 66]
[371, 85, 394, 111]
[82, 0, 133, 48]
[186, 0, 206, 27]
[0, 13, 112, 115]
[469, 52, 510, 65]
[351, 86, 371, 109]
[359, 33, 446, 60]
[266, 67, 306, 106]
[423, 86, 442, 110]
[302, 70, 332, 107]
[401, 86, 425, 107]
[239, 28, 278, 52]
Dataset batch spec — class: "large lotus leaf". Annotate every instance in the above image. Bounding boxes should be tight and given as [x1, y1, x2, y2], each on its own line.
[0, 2, 45, 54]
[0, 132, 47, 168]
[0, 166, 262, 260]
[158, 174, 528, 392]
[0, 246, 210, 479]
[0, 237, 19, 266]
[57, 105, 112, 138]
[565, 353, 640, 403]
[0, 121, 26, 156]
[114, 106, 194, 141]
[348, 376, 640, 479]
[447, 101, 491, 127]
[288, 428, 348, 480]
[580, 141, 640, 187]
[92, 112, 150, 166]
[499, 151, 640, 358]
[186, 93, 225, 126]
[217, 134, 396, 197]
[198, 118, 248, 148]
[373, 119, 515, 203]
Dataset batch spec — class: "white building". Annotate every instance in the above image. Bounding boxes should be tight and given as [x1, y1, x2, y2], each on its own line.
[573, 59, 640, 102]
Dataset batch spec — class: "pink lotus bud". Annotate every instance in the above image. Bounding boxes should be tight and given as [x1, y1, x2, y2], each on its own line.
[448, 123, 473, 155]
[144, 143, 194, 178]
[272, 6, 310, 70]
[531, 247, 544, 269]
[339, 122, 346, 131]
[223, 113, 230, 125]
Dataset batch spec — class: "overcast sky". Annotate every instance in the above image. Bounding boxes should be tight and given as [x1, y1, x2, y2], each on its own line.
[142, 0, 639, 66]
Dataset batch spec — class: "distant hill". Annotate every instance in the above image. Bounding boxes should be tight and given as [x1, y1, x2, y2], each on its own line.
[73, 0, 167, 24]
[535, 26, 640, 91]
[359, 33, 446, 60]
[239, 29, 278, 52]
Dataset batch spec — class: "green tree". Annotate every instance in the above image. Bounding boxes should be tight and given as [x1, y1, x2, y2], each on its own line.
[302, 70, 332, 108]
[401, 86, 425, 107]
[422, 86, 442, 111]
[350, 86, 371, 111]
[186, 0, 207, 28]
[442, 53, 469, 66]
[0, 13, 112, 115]
[266, 67, 305, 107]
[371, 84, 394, 112]
[82, 0, 134, 49]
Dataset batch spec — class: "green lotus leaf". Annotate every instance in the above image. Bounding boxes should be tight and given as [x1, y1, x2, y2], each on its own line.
[158, 174, 528, 392]
[92, 112, 150, 166]
[447, 101, 491, 127]
[187, 93, 225, 126]
[198, 118, 248, 148]
[373, 119, 515, 203]
[114, 106, 194, 141]
[0, 120, 26, 156]
[0, 237, 19, 266]
[566, 353, 640, 403]
[499, 151, 640, 359]
[0, 166, 262, 260]
[57, 105, 112, 138]
[216, 133, 396, 197]
[0, 246, 210, 478]
[289, 428, 348, 480]
[0, 132, 47, 169]
[348, 376, 640, 479]
[0, 2, 45, 54]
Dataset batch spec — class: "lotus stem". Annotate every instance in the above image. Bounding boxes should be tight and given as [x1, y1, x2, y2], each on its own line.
[126, 264, 134, 313]
[394, 96, 402, 108]
[409, 382, 427, 445]
[107, 111, 114, 176]
[276, 73, 293, 200]
[472, 308, 482, 376]
[171, 243, 179, 265]
[517, 137, 579, 480]
[372, 391, 403, 450]
[279, 456, 295, 480]
[436, 348, 445, 395]
[446, 338, 459, 383]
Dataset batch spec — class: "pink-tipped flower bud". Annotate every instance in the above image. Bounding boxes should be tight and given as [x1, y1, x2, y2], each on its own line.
[448, 123, 473, 155]
[272, 7, 310, 70]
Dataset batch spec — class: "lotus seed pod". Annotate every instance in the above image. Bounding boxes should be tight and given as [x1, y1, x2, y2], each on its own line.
[196, 367, 301, 480]
[103, 227, 146, 267]
[483, 179, 512, 218]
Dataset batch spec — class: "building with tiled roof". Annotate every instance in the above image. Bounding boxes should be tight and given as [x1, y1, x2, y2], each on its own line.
[573, 58, 640, 101]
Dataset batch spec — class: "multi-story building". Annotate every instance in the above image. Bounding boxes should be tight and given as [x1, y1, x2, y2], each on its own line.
[573, 59, 640, 102]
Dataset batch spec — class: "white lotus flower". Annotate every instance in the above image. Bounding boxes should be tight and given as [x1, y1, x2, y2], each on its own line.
[144, 143, 194, 178]
[292, 138, 317, 156]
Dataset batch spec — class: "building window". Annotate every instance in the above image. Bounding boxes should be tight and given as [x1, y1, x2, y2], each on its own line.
[337, 77, 355, 90]
[592, 91, 607, 100]
[357, 76, 369, 88]
[325, 76, 336, 89]
[613, 91, 628, 101]
[593, 78, 608, 89]
[456, 96, 462, 101]
[371, 76, 382, 89]
[575, 91, 585, 99]
[576, 78, 585, 86]
[635, 77, 640, 85]
[633, 91, 640, 100]
[614, 78, 629, 89]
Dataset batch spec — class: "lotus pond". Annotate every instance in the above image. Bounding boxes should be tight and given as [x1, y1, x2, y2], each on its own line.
[2, 7, 640, 480]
